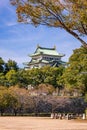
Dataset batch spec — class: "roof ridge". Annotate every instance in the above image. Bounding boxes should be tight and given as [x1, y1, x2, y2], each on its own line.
[38, 46, 55, 50]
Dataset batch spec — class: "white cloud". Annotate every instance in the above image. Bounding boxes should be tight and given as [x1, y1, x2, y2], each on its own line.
[6, 21, 18, 26]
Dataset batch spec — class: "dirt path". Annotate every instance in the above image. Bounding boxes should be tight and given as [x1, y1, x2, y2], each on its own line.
[0, 117, 87, 130]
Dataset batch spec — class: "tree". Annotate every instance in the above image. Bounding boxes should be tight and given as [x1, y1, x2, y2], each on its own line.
[16, 69, 29, 87]
[42, 66, 65, 90]
[37, 84, 55, 95]
[9, 86, 34, 115]
[10, 0, 87, 47]
[0, 73, 6, 86]
[42, 66, 58, 87]
[5, 69, 18, 86]
[0, 87, 18, 116]
[4, 59, 19, 73]
[61, 47, 87, 95]
[0, 57, 5, 73]
[23, 66, 64, 88]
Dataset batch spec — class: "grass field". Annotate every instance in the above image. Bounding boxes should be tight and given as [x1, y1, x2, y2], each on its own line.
[0, 117, 87, 130]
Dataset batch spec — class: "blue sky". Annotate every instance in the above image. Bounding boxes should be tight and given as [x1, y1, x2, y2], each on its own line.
[0, 0, 85, 68]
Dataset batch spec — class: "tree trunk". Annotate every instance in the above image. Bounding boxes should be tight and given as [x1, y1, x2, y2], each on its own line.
[0, 109, 4, 116]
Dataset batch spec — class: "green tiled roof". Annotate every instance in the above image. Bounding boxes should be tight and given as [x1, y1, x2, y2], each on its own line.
[30, 46, 64, 57]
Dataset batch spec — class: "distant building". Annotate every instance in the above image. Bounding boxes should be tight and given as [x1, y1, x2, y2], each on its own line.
[24, 45, 66, 69]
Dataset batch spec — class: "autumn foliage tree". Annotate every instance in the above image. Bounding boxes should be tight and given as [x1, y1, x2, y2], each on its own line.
[10, 0, 87, 47]
[0, 87, 18, 116]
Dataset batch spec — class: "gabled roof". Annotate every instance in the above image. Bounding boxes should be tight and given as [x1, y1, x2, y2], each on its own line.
[29, 46, 65, 57]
